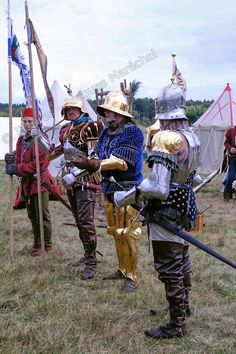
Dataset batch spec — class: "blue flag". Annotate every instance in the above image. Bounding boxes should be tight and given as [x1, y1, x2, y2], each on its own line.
[8, 19, 42, 127]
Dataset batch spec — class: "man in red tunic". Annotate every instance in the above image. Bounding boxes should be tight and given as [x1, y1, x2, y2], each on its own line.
[224, 126, 236, 202]
[5, 108, 52, 255]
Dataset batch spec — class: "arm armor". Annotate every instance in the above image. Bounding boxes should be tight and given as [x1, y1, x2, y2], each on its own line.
[139, 162, 172, 200]
[114, 151, 178, 208]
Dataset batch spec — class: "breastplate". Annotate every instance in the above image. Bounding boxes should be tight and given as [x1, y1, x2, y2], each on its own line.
[63, 140, 85, 161]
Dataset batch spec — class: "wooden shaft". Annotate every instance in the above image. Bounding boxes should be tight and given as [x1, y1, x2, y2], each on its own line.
[25, 0, 45, 254]
[8, 0, 14, 260]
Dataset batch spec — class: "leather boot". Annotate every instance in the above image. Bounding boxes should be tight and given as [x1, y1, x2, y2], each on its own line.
[183, 245, 191, 317]
[69, 256, 85, 267]
[145, 241, 187, 339]
[102, 269, 125, 280]
[183, 273, 191, 317]
[81, 250, 97, 280]
[145, 300, 187, 339]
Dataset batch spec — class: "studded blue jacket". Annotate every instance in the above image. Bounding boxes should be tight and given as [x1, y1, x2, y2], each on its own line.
[94, 123, 144, 195]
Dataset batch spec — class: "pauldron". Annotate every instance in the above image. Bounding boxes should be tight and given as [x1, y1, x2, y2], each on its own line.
[151, 130, 183, 154]
[64, 123, 88, 151]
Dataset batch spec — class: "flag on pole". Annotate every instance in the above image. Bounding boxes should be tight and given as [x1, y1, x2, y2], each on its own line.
[28, 19, 55, 124]
[8, 19, 32, 105]
[172, 54, 187, 92]
[8, 19, 43, 127]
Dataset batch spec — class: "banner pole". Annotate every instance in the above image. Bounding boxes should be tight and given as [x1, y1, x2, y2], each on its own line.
[7, 0, 14, 260]
[25, 0, 45, 254]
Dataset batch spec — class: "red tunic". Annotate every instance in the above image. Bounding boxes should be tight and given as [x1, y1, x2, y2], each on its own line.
[224, 127, 236, 155]
[15, 136, 51, 196]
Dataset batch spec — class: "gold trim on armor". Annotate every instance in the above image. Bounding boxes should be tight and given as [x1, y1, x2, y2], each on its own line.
[152, 130, 183, 154]
[101, 154, 128, 171]
[104, 199, 141, 284]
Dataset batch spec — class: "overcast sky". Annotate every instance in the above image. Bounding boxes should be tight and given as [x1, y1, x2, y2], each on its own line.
[1, 0, 236, 103]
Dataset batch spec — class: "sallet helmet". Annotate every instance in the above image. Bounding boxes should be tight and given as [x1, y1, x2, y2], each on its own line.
[156, 83, 188, 120]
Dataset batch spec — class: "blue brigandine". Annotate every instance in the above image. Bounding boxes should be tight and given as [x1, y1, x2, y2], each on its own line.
[94, 124, 143, 164]
[112, 125, 144, 166]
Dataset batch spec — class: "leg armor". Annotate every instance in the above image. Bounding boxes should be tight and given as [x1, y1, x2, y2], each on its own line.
[104, 199, 141, 284]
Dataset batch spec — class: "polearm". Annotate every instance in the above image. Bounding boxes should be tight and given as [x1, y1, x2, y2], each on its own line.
[7, 0, 14, 260]
[193, 168, 220, 193]
[44, 118, 65, 133]
[33, 176, 72, 212]
[25, 0, 45, 254]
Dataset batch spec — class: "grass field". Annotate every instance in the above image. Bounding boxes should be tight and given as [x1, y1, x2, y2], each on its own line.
[0, 161, 235, 354]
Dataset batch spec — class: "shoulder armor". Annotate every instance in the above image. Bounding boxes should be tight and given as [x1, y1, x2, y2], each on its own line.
[152, 130, 183, 154]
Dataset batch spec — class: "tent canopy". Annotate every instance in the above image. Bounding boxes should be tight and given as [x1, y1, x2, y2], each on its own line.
[193, 83, 236, 174]
[41, 80, 97, 131]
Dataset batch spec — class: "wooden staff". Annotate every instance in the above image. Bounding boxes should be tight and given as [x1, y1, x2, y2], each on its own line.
[7, 0, 14, 260]
[25, 0, 45, 254]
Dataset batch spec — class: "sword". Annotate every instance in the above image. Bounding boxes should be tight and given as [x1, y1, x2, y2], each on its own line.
[111, 176, 236, 270]
[157, 219, 236, 269]
[35, 176, 72, 212]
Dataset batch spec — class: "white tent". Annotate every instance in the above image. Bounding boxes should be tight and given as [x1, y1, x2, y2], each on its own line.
[76, 90, 97, 121]
[41, 80, 97, 141]
[193, 83, 236, 174]
[41, 80, 67, 143]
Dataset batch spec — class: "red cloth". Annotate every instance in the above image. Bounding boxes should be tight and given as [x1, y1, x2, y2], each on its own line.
[224, 127, 236, 154]
[15, 136, 51, 196]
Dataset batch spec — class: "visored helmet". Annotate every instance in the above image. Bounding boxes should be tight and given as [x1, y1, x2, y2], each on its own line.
[156, 83, 187, 120]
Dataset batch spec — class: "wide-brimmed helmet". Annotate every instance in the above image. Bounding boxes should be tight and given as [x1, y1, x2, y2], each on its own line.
[61, 95, 86, 118]
[156, 83, 187, 120]
[97, 90, 133, 118]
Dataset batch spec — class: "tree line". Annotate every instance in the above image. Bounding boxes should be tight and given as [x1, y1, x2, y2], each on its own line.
[0, 99, 213, 126]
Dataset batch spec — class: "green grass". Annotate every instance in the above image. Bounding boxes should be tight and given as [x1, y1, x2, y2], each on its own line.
[0, 161, 235, 354]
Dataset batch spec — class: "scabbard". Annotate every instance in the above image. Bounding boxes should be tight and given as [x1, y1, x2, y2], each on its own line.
[41, 180, 72, 212]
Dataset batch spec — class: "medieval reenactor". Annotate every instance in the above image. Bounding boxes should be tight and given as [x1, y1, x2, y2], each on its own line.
[223, 126, 236, 202]
[5, 107, 53, 255]
[49, 95, 104, 280]
[114, 68, 201, 337]
[71, 90, 144, 293]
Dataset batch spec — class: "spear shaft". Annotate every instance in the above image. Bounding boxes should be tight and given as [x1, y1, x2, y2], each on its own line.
[25, 0, 45, 254]
[7, 0, 14, 260]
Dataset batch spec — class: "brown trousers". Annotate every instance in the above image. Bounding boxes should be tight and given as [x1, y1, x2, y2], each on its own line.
[67, 188, 97, 254]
